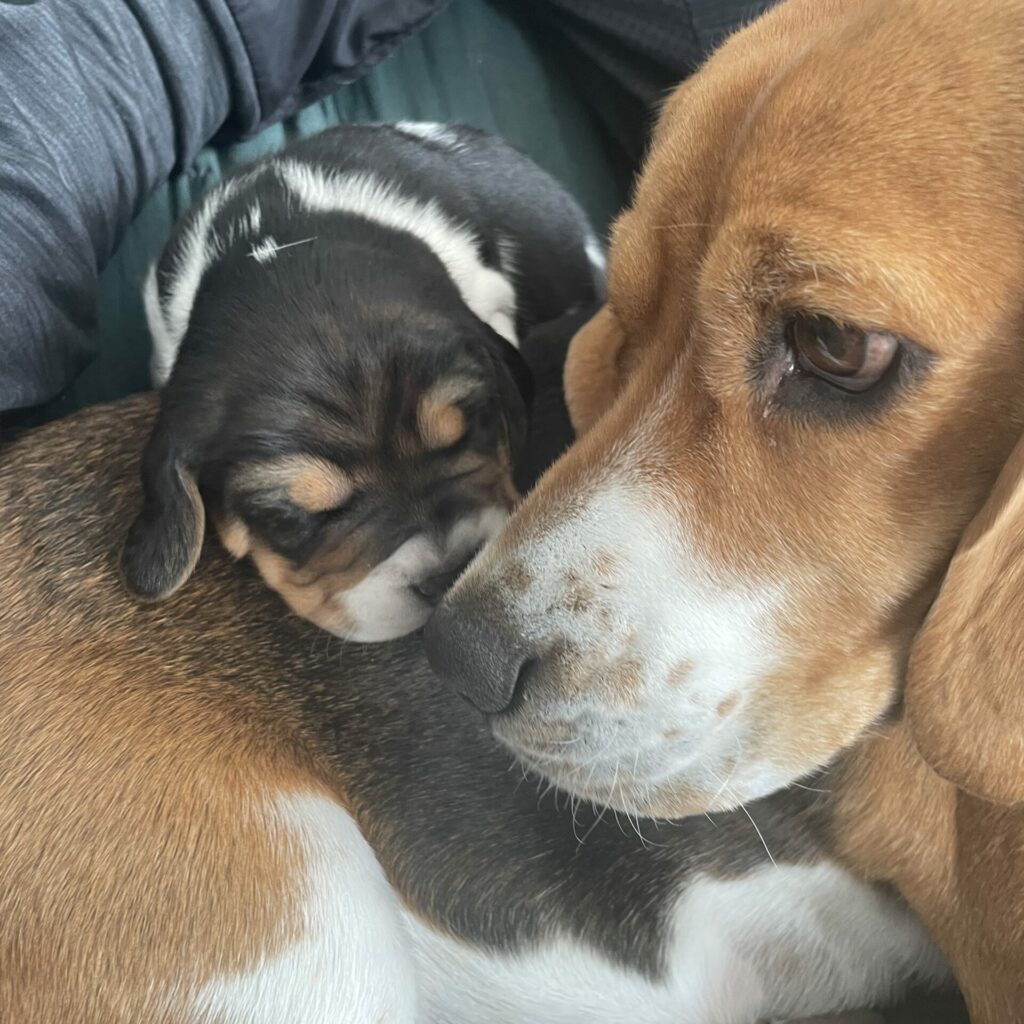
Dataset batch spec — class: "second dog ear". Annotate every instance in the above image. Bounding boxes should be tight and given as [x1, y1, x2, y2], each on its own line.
[121, 412, 206, 601]
[479, 325, 534, 460]
[563, 306, 630, 436]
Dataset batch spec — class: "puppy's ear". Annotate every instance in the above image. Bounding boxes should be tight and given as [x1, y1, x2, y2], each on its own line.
[905, 433, 1024, 805]
[121, 413, 206, 601]
[563, 305, 630, 435]
[479, 325, 534, 458]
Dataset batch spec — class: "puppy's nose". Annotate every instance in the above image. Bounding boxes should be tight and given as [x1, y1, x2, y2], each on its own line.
[411, 545, 484, 605]
[411, 567, 463, 605]
[423, 598, 535, 714]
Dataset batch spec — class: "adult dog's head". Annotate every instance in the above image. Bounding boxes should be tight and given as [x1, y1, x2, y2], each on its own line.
[426, 0, 1024, 817]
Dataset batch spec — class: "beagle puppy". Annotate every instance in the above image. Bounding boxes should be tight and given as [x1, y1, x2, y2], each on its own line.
[0, 380, 951, 1019]
[423, 0, 1024, 1019]
[123, 123, 602, 641]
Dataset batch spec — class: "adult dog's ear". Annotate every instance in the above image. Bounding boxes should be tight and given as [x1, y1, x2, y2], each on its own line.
[905, 433, 1024, 805]
[121, 411, 206, 601]
[563, 305, 630, 436]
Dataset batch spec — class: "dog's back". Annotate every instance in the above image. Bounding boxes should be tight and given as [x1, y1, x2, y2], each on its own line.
[1, 394, 953, 1023]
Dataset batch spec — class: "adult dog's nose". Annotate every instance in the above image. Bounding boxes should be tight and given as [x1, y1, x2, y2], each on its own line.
[423, 596, 536, 714]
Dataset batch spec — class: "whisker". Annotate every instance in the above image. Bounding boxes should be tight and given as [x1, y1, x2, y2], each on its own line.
[731, 788, 778, 869]
[576, 802, 608, 849]
[790, 780, 831, 794]
[248, 235, 317, 259]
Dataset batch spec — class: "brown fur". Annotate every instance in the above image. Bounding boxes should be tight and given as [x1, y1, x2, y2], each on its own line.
[417, 391, 469, 450]
[0, 397, 339, 1022]
[543, 0, 1024, 1016]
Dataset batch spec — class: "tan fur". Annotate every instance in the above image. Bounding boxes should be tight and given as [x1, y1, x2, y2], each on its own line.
[0, 396, 410, 1022]
[0, 644, 312, 1023]
[0, 422, 338, 1021]
[905, 432, 1024, 806]
[563, 306, 631, 435]
[418, 393, 468, 450]
[235, 454, 353, 513]
[525, 0, 1024, 1016]
[249, 540, 363, 633]
[218, 515, 252, 558]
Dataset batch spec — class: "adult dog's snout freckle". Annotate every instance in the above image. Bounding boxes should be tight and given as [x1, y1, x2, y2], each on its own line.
[423, 599, 537, 714]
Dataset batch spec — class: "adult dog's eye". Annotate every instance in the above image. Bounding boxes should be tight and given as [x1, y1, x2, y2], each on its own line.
[786, 314, 898, 392]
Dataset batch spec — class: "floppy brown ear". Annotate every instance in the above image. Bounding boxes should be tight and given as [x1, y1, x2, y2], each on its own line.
[563, 305, 630, 436]
[120, 415, 206, 601]
[905, 433, 1024, 805]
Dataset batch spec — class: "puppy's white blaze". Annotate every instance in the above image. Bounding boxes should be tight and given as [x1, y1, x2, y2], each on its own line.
[340, 506, 509, 642]
[394, 120, 465, 150]
[276, 161, 520, 347]
[147, 178, 243, 387]
[403, 862, 946, 1023]
[192, 793, 416, 1024]
[245, 202, 262, 235]
[144, 262, 175, 388]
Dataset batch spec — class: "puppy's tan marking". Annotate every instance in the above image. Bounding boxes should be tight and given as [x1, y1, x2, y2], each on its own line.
[249, 543, 362, 634]
[235, 456, 353, 513]
[416, 378, 477, 451]
[218, 516, 252, 559]
[288, 458, 353, 513]
[418, 398, 466, 451]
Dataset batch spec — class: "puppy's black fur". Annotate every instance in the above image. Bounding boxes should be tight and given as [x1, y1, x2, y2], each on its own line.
[122, 124, 604, 638]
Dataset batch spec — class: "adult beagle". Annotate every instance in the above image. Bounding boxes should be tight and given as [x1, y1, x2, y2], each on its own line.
[424, 1, 1024, 1019]
[1, 376, 949, 1019]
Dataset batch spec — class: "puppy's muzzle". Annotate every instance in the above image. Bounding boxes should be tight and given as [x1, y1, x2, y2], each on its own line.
[424, 593, 536, 714]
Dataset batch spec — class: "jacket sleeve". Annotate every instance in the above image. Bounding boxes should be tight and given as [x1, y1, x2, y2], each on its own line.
[0, 0, 448, 417]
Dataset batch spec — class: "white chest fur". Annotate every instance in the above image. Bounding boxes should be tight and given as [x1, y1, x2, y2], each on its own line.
[403, 862, 947, 1024]
[190, 794, 946, 1024]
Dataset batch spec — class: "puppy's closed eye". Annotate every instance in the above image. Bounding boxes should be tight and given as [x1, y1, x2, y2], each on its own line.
[227, 456, 356, 558]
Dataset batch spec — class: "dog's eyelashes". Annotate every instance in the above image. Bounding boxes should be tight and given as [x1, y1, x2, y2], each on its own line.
[786, 314, 899, 393]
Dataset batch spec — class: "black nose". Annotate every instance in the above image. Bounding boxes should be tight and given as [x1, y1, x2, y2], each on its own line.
[411, 567, 464, 605]
[412, 546, 485, 605]
[423, 597, 536, 714]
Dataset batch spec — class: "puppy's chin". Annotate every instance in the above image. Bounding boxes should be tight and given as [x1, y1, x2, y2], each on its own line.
[324, 595, 433, 644]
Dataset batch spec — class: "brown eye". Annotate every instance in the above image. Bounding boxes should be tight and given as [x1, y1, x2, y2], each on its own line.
[786, 314, 898, 392]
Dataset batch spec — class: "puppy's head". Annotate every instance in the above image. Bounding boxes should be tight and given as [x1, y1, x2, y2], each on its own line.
[123, 273, 530, 642]
[425, 0, 1024, 814]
